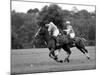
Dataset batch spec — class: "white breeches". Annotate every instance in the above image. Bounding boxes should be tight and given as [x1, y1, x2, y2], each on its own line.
[53, 29, 59, 37]
[70, 33, 75, 38]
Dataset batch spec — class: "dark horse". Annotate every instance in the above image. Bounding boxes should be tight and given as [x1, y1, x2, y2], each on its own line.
[35, 27, 90, 63]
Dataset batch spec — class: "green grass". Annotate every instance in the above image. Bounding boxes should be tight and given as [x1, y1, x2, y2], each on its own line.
[11, 46, 96, 74]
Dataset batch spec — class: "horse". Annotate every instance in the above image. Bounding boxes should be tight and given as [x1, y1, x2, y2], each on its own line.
[66, 36, 90, 60]
[57, 30, 90, 61]
[35, 26, 90, 63]
[35, 27, 65, 62]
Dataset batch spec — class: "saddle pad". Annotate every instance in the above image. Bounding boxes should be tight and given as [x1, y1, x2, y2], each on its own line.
[57, 35, 69, 44]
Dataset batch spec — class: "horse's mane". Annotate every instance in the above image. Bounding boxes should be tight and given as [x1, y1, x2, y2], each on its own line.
[40, 27, 52, 39]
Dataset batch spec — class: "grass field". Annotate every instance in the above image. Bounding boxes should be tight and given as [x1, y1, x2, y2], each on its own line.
[11, 46, 96, 74]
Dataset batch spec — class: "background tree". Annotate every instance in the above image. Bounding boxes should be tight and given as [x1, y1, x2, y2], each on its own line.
[11, 11, 39, 49]
[38, 4, 64, 29]
[27, 8, 39, 14]
[11, 4, 96, 49]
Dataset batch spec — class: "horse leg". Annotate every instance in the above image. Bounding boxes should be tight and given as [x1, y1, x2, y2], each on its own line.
[82, 47, 90, 59]
[64, 52, 71, 62]
[49, 52, 54, 59]
[63, 46, 71, 63]
[49, 50, 58, 59]
[49, 48, 62, 62]
[75, 38, 90, 60]
[76, 46, 90, 60]
[55, 45, 62, 56]
[49, 48, 54, 58]
[54, 48, 61, 56]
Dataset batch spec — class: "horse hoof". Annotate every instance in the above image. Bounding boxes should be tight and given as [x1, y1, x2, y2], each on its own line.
[67, 59, 69, 63]
[59, 60, 63, 63]
[64, 59, 69, 63]
[87, 56, 90, 60]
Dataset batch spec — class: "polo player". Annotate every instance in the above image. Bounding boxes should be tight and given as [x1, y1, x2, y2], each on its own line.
[63, 21, 75, 45]
[45, 22, 60, 56]
[45, 22, 60, 40]
[63, 21, 75, 39]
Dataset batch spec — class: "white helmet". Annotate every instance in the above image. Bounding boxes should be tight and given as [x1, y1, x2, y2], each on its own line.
[66, 21, 70, 24]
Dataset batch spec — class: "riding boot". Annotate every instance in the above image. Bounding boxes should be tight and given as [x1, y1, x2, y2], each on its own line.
[52, 36, 59, 46]
[71, 38, 75, 46]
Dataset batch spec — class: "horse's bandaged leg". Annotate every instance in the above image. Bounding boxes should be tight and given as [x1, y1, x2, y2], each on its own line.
[85, 53, 90, 59]
[55, 50, 60, 56]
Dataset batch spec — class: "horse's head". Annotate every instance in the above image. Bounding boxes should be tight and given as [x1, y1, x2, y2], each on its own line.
[35, 26, 57, 49]
[35, 27, 49, 39]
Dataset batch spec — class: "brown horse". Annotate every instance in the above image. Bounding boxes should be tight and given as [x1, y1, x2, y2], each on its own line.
[35, 27, 90, 63]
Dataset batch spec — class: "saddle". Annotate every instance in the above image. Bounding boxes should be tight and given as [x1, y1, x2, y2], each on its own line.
[57, 34, 76, 46]
[56, 34, 69, 44]
[51, 32, 76, 46]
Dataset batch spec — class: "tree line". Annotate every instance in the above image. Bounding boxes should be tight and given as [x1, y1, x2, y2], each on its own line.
[11, 4, 96, 49]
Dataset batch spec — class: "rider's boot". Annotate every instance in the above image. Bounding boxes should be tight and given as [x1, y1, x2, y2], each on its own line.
[52, 36, 59, 46]
[71, 38, 75, 46]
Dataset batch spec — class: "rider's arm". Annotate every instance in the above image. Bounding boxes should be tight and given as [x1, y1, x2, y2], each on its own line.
[63, 28, 70, 34]
[67, 25, 72, 34]
[48, 25, 52, 35]
[48, 25, 51, 32]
